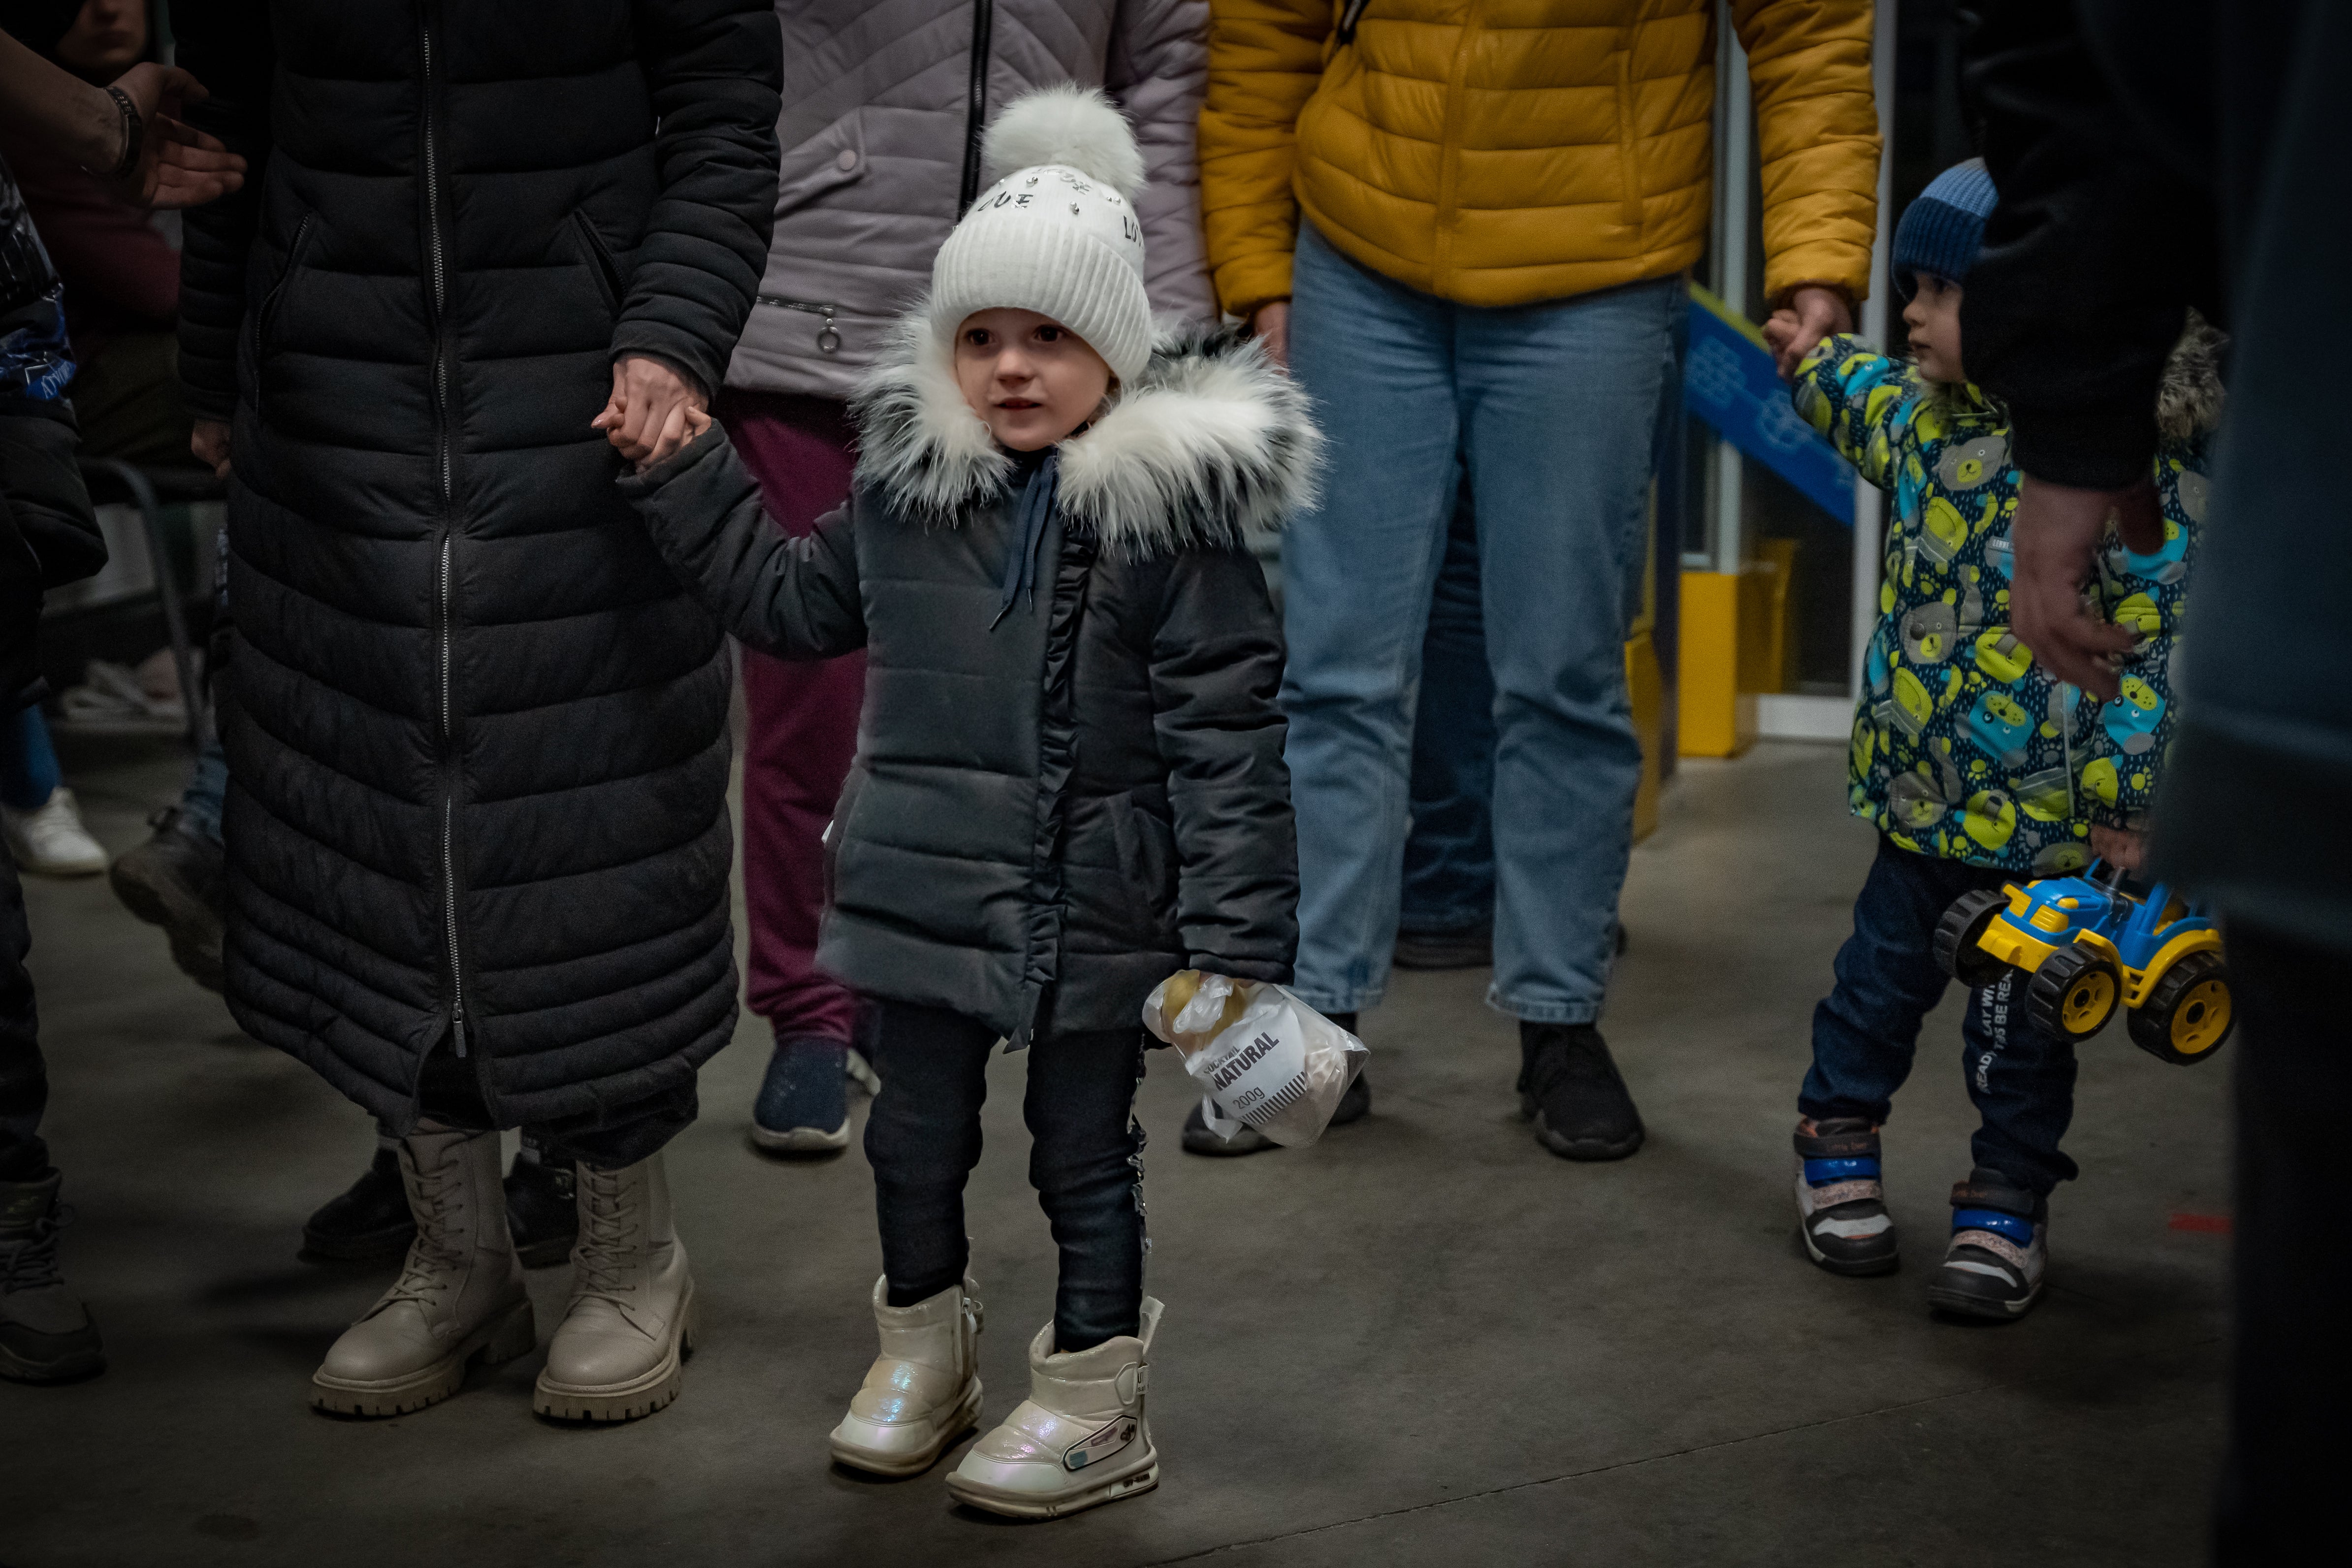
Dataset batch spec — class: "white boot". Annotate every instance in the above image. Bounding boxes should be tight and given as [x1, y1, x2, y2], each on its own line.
[829, 1274, 984, 1476]
[946, 1297, 1162, 1519]
[310, 1125, 534, 1416]
[533, 1152, 695, 1421]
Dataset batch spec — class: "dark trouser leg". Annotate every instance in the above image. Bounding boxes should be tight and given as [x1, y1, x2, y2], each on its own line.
[0, 855, 45, 1182]
[863, 1001, 994, 1307]
[1957, 968, 2078, 1193]
[1026, 1028, 1147, 1352]
[415, 1040, 694, 1173]
[1801, 835, 2008, 1125]
[2215, 923, 2352, 1565]
[1400, 471, 1496, 936]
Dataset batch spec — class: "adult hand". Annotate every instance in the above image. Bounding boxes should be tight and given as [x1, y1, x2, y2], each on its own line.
[107, 63, 245, 211]
[2009, 475, 2161, 700]
[1250, 301, 1290, 372]
[2089, 825, 2145, 874]
[191, 419, 231, 480]
[1764, 286, 1854, 381]
[591, 354, 708, 467]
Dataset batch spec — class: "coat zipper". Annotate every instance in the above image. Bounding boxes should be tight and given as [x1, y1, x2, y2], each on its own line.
[421, 8, 467, 1059]
[756, 294, 842, 354]
[1430, 7, 1481, 290]
[958, 0, 996, 213]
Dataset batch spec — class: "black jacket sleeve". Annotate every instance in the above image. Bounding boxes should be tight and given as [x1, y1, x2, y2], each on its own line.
[1147, 546, 1296, 984]
[0, 398, 102, 709]
[171, 0, 276, 422]
[1959, 0, 2222, 488]
[620, 425, 865, 659]
[616, 0, 783, 394]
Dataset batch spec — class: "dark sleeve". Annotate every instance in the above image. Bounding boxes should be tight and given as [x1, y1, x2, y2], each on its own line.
[0, 399, 102, 589]
[617, 0, 783, 395]
[1147, 545, 1296, 983]
[1959, 0, 2222, 489]
[171, 0, 276, 421]
[618, 424, 865, 660]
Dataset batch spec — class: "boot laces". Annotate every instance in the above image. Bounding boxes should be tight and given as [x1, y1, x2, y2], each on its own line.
[381, 1154, 469, 1309]
[0, 1207, 68, 1294]
[570, 1165, 637, 1308]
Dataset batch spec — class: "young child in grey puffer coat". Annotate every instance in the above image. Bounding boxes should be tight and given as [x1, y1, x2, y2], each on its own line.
[625, 87, 1314, 1519]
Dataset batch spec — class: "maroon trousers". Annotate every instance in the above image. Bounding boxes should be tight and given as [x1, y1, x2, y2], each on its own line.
[716, 391, 863, 1045]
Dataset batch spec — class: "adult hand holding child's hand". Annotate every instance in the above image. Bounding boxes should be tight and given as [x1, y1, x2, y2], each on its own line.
[2009, 476, 2163, 700]
[594, 354, 708, 468]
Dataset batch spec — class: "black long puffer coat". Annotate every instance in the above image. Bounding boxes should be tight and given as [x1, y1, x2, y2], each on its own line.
[626, 321, 1314, 1042]
[173, 1, 781, 1131]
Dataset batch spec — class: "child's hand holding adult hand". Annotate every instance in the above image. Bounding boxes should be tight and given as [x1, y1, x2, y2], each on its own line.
[2011, 476, 2162, 700]
[1767, 287, 1853, 381]
[630, 406, 711, 475]
[594, 354, 708, 468]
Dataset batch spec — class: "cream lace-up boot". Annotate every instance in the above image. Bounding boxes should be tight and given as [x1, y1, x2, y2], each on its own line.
[946, 1297, 1162, 1518]
[829, 1274, 985, 1476]
[310, 1125, 533, 1415]
[533, 1152, 695, 1421]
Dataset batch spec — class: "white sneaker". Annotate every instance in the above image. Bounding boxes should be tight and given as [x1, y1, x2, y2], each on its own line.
[2, 788, 107, 877]
[946, 1298, 1162, 1519]
[829, 1274, 984, 1476]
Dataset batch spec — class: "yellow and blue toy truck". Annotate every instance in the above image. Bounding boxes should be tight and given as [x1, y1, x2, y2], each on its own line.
[1933, 868, 2233, 1064]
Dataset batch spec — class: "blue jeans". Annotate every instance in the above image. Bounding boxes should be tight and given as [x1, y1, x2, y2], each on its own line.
[1283, 223, 1680, 1022]
[1400, 473, 1495, 934]
[1, 705, 62, 812]
[179, 736, 228, 844]
[1802, 835, 2080, 1194]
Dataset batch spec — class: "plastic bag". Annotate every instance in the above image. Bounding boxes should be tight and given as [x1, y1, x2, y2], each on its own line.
[1140, 971, 1368, 1148]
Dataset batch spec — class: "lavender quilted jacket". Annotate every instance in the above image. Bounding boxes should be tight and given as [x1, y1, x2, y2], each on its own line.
[728, 0, 1213, 400]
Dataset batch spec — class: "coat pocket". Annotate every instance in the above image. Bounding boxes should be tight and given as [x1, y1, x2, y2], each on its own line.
[1108, 788, 1180, 932]
[247, 211, 314, 416]
[570, 210, 627, 317]
[821, 763, 869, 915]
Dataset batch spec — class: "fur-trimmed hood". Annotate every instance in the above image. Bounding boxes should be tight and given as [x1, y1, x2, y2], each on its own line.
[2157, 309, 2227, 444]
[850, 312, 1321, 559]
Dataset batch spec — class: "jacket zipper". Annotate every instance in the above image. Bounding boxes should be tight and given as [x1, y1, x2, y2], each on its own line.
[958, 0, 996, 213]
[756, 294, 842, 354]
[420, 8, 468, 1060]
[1430, 8, 1481, 290]
[1336, 0, 1372, 45]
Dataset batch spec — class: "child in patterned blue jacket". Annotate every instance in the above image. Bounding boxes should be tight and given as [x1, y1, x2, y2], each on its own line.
[1777, 160, 2223, 1319]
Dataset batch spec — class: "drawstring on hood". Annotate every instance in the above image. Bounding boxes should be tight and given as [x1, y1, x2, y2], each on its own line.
[993, 447, 1062, 627]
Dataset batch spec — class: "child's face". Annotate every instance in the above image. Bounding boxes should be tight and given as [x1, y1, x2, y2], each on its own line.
[1902, 273, 1966, 385]
[953, 309, 1113, 451]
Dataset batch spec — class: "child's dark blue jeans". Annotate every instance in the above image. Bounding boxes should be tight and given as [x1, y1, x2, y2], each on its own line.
[1801, 834, 2080, 1195]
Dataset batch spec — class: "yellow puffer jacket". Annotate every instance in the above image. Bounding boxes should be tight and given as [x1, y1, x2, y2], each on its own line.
[1200, 0, 1880, 314]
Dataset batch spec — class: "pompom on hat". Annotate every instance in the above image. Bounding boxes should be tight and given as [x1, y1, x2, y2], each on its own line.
[929, 85, 1153, 384]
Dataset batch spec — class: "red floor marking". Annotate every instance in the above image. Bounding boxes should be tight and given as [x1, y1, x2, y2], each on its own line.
[2169, 1212, 2233, 1234]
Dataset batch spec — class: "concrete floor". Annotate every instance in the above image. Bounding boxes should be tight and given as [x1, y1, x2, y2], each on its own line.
[2, 738, 2229, 1568]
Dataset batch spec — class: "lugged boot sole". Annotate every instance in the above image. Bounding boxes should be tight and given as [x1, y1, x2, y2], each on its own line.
[533, 1280, 697, 1423]
[828, 1377, 984, 1477]
[946, 1450, 1160, 1519]
[309, 1296, 535, 1417]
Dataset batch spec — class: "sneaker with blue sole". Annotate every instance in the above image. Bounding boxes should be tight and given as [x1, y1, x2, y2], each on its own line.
[1794, 1118, 1899, 1275]
[1928, 1168, 2048, 1319]
[751, 1034, 852, 1155]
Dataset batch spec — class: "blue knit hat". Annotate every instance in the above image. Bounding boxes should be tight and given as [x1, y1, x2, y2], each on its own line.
[1893, 159, 1998, 296]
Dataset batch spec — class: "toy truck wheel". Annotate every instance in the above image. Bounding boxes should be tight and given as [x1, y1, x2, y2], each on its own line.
[2128, 951, 2234, 1065]
[2027, 945, 2122, 1040]
[1933, 889, 2012, 987]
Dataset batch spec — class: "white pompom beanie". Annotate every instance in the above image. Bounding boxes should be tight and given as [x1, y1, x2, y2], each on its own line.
[929, 85, 1153, 385]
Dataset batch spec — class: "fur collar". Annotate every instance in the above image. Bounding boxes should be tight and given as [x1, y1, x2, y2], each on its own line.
[2157, 308, 2227, 444]
[851, 311, 1321, 559]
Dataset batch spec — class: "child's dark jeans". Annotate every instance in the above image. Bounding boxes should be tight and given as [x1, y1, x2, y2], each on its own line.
[866, 1000, 1146, 1352]
[1801, 834, 2080, 1195]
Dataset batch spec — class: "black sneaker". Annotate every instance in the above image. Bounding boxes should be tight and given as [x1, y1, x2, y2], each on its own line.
[1794, 1118, 1898, 1275]
[106, 807, 226, 993]
[0, 1171, 105, 1384]
[1928, 1168, 2048, 1320]
[505, 1143, 578, 1269]
[1518, 1022, 1643, 1160]
[1184, 1011, 1365, 1154]
[299, 1147, 415, 1262]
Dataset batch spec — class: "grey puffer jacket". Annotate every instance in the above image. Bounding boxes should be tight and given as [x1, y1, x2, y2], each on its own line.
[633, 317, 1314, 1042]
[728, 0, 1213, 402]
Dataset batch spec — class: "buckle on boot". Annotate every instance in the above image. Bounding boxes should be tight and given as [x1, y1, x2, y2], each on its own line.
[1794, 1120, 1880, 1160]
[1064, 1416, 1138, 1471]
[1949, 1177, 2039, 1219]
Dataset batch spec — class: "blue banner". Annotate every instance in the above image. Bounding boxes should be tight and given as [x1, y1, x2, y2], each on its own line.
[1682, 283, 1853, 526]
